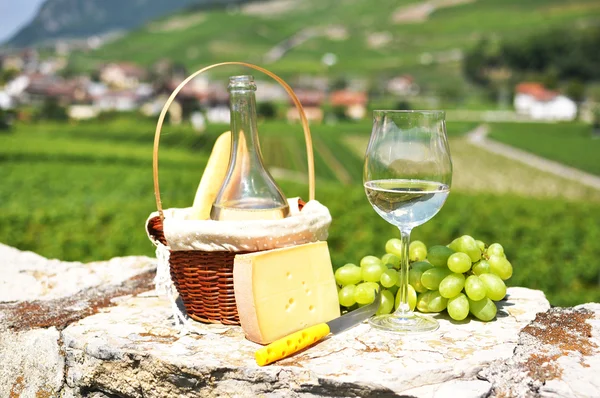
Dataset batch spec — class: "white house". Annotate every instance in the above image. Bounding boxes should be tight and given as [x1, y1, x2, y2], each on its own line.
[206, 106, 230, 124]
[514, 83, 577, 121]
[99, 62, 146, 89]
[0, 91, 13, 109]
[93, 90, 138, 112]
[387, 75, 420, 96]
[4, 75, 30, 97]
[68, 105, 99, 120]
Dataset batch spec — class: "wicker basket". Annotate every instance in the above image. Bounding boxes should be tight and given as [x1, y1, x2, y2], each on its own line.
[147, 62, 316, 325]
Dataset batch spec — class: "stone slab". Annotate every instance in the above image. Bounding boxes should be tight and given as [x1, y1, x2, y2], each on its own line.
[3, 243, 600, 397]
[480, 303, 600, 398]
[0, 244, 157, 398]
[0, 242, 155, 302]
[61, 287, 550, 397]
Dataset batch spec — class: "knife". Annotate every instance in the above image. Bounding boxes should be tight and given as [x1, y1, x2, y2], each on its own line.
[255, 289, 382, 366]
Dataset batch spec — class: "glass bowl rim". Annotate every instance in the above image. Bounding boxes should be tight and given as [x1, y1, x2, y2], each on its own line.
[372, 109, 445, 115]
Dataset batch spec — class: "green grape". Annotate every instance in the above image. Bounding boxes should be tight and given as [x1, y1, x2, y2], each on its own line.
[385, 238, 403, 257]
[479, 273, 507, 301]
[409, 240, 427, 262]
[439, 273, 466, 299]
[338, 284, 357, 307]
[447, 237, 460, 251]
[411, 261, 434, 272]
[427, 291, 448, 313]
[409, 267, 428, 293]
[421, 267, 451, 290]
[488, 255, 513, 280]
[447, 252, 472, 273]
[472, 260, 491, 275]
[361, 263, 386, 283]
[427, 245, 455, 267]
[464, 275, 486, 301]
[334, 264, 363, 286]
[380, 269, 399, 288]
[376, 290, 395, 315]
[462, 238, 482, 262]
[388, 285, 399, 296]
[416, 291, 433, 313]
[487, 243, 505, 258]
[447, 293, 469, 321]
[410, 240, 427, 250]
[381, 253, 400, 269]
[396, 284, 417, 312]
[475, 240, 486, 253]
[363, 281, 380, 291]
[360, 255, 382, 268]
[354, 282, 377, 305]
[468, 297, 497, 321]
[448, 235, 473, 252]
[449, 235, 481, 262]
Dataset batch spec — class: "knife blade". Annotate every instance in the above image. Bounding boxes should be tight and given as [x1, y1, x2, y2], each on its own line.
[255, 289, 382, 366]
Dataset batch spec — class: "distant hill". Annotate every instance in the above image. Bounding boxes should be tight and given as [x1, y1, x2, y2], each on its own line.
[6, 0, 253, 47]
[71, 0, 600, 82]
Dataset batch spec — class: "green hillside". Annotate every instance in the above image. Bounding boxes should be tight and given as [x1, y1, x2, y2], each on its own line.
[1, 116, 600, 306]
[73, 0, 600, 81]
[489, 123, 600, 176]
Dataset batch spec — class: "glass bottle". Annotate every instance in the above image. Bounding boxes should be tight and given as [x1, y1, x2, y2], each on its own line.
[210, 75, 290, 221]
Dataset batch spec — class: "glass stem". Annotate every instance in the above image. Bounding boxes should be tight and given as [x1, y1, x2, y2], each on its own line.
[396, 227, 412, 316]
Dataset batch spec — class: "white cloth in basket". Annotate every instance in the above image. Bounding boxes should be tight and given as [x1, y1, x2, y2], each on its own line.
[146, 198, 331, 252]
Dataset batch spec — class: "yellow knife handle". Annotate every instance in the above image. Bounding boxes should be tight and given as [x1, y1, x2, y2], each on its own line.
[255, 323, 330, 366]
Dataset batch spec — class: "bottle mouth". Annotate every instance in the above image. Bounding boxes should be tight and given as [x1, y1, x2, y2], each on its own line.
[228, 75, 256, 91]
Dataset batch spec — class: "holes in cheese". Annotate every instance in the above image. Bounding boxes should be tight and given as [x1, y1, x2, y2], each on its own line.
[233, 241, 340, 345]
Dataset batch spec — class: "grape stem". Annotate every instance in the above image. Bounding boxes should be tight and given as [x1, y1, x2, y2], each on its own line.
[396, 227, 412, 315]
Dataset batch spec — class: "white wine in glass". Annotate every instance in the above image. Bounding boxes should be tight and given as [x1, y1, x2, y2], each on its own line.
[364, 110, 452, 333]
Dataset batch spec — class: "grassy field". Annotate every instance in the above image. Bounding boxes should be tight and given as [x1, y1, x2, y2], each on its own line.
[1, 115, 600, 306]
[71, 0, 600, 82]
[489, 122, 600, 176]
[344, 123, 600, 202]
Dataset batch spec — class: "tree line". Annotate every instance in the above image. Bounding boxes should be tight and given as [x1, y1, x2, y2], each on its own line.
[464, 24, 600, 102]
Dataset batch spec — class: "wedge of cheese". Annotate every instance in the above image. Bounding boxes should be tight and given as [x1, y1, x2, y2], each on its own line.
[190, 131, 231, 220]
[233, 241, 340, 344]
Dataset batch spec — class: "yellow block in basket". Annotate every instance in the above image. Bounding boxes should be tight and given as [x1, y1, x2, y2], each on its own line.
[233, 241, 340, 344]
[190, 131, 231, 220]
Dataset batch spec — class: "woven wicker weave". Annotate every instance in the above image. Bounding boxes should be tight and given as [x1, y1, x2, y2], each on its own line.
[149, 62, 315, 325]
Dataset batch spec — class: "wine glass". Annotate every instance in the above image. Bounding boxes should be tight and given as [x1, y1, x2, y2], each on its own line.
[364, 110, 452, 333]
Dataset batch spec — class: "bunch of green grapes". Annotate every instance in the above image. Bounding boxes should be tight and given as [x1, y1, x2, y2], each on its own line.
[334, 235, 512, 321]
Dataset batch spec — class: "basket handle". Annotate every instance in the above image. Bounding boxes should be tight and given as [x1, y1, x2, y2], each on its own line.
[153, 62, 315, 220]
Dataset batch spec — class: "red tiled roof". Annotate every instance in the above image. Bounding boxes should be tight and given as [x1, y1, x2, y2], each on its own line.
[515, 82, 558, 101]
[329, 90, 368, 106]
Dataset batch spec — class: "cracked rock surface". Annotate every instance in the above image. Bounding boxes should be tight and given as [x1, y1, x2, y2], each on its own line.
[480, 304, 600, 397]
[0, 244, 156, 398]
[59, 288, 550, 398]
[1, 244, 600, 397]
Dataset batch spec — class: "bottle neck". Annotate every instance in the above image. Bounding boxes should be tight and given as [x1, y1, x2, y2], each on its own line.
[229, 88, 263, 166]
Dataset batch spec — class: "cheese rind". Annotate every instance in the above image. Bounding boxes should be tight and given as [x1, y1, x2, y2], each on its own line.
[233, 241, 340, 344]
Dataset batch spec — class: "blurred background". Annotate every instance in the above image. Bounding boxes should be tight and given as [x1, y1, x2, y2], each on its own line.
[0, 0, 599, 306]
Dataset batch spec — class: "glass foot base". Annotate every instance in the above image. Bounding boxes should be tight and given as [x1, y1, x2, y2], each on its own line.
[369, 312, 439, 334]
